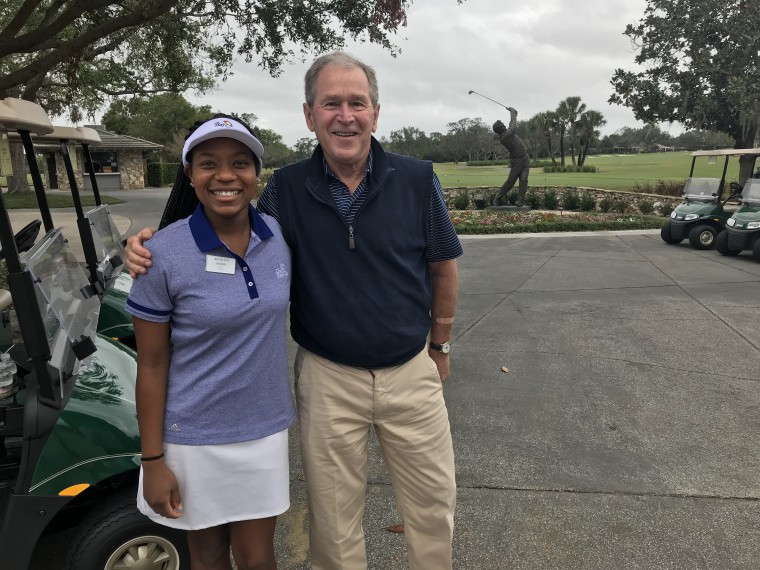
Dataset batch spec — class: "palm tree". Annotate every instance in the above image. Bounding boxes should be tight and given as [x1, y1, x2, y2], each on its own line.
[555, 101, 570, 167]
[577, 110, 607, 167]
[559, 96, 587, 167]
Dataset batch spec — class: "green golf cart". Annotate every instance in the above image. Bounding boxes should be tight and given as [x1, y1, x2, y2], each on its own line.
[716, 157, 760, 259]
[660, 149, 745, 249]
[0, 98, 188, 569]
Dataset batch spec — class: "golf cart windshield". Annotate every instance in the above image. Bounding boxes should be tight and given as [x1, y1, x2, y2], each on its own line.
[21, 229, 100, 368]
[683, 178, 721, 201]
[86, 204, 126, 283]
[741, 178, 760, 205]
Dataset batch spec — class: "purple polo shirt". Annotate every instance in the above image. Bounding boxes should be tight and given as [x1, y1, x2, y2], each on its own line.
[126, 204, 295, 445]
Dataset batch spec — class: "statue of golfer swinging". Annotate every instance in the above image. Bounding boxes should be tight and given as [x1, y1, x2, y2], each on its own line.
[492, 107, 530, 207]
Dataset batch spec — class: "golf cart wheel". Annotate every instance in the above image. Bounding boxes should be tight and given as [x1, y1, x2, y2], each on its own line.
[688, 224, 717, 250]
[65, 489, 189, 570]
[753, 238, 760, 261]
[715, 231, 741, 256]
[660, 222, 682, 244]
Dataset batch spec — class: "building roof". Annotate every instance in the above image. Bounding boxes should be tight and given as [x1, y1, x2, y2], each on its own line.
[84, 125, 163, 151]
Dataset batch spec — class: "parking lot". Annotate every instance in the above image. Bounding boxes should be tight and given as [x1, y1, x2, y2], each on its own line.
[275, 231, 760, 569]
[24, 197, 760, 568]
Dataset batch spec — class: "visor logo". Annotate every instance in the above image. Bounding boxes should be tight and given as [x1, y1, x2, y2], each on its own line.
[214, 120, 234, 128]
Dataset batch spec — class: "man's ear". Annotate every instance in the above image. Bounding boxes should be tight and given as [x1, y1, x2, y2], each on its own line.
[303, 103, 315, 132]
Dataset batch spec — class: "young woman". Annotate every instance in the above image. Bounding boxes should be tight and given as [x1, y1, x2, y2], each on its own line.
[126, 115, 294, 570]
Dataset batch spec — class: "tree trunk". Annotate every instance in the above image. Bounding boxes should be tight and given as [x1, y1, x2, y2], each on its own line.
[545, 130, 557, 166]
[559, 127, 566, 167]
[569, 126, 577, 167]
[737, 127, 758, 186]
[7, 143, 31, 193]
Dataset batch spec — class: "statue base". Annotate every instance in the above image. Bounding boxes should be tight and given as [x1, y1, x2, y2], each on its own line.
[486, 205, 532, 212]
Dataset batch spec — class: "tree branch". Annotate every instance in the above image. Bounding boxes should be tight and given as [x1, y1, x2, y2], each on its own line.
[0, 0, 145, 57]
[0, 0, 177, 92]
[0, 0, 43, 42]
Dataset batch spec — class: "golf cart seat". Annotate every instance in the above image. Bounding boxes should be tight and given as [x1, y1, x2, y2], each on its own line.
[0, 98, 54, 135]
[0, 219, 42, 259]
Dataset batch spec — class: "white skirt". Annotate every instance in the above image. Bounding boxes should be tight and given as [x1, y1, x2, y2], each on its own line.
[137, 429, 290, 530]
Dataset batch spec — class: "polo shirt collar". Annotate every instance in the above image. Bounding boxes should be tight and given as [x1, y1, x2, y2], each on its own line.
[188, 203, 274, 252]
[322, 148, 374, 181]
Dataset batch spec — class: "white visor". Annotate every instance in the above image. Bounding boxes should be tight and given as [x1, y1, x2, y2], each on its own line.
[182, 118, 264, 173]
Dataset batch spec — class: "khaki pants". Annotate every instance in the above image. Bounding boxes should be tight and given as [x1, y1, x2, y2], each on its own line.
[295, 347, 456, 570]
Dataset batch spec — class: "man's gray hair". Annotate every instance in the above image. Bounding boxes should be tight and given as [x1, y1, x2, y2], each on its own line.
[304, 51, 379, 107]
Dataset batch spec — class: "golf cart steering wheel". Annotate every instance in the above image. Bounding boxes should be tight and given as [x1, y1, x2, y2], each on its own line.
[0, 219, 42, 260]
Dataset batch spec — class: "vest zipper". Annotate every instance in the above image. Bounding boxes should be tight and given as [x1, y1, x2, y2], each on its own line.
[348, 225, 355, 249]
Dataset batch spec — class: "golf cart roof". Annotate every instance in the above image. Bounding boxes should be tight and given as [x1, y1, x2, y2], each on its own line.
[691, 148, 760, 157]
[7, 125, 102, 145]
[39, 126, 102, 144]
[0, 98, 54, 135]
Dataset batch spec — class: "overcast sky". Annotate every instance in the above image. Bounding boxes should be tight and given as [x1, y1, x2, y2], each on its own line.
[187, 0, 656, 147]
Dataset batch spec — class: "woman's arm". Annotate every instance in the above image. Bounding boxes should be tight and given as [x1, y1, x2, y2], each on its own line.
[134, 317, 183, 519]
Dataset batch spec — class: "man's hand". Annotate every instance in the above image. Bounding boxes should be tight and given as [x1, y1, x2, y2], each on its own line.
[428, 349, 450, 382]
[125, 227, 156, 278]
[507, 106, 517, 114]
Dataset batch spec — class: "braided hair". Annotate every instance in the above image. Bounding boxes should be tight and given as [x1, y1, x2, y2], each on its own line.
[158, 113, 260, 230]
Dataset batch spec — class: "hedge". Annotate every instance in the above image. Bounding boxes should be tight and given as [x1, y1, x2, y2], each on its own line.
[147, 162, 181, 187]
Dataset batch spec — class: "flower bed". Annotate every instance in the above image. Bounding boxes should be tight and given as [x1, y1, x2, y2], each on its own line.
[450, 210, 664, 234]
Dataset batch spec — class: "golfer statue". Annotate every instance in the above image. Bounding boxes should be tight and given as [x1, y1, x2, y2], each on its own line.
[492, 107, 530, 207]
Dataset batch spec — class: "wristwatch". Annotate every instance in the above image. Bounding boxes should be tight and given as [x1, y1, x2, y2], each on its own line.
[429, 341, 451, 354]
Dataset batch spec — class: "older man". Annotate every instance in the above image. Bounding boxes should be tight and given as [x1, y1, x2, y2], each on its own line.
[126, 51, 461, 570]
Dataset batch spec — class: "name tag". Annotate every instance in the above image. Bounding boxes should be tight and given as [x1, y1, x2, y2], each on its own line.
[205, 255, 236, 274]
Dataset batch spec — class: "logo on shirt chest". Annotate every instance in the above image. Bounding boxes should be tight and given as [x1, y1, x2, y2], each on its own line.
[275, 263, 289, 279]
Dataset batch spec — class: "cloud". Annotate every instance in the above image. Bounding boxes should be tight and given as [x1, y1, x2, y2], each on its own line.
[186, 0, 655, 146]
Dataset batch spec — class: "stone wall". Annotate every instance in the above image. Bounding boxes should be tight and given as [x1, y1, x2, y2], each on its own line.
[119, 150, 146, 189]
[54, 149, 146, 191]
[54, 148, 84, 192]
[442, 185, 679, 212]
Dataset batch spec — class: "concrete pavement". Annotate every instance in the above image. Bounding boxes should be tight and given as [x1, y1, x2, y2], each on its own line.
[21, 189, 760, 569]
[277, 233, 760, 569]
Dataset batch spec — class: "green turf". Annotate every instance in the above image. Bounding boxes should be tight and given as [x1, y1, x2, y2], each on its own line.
[1, 193, 124, 209]
[434, 151, 742, 191]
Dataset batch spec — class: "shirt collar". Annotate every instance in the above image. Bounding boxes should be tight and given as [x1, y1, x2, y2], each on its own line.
[323, 148, 374, 181]
[188, 203, 274, 252]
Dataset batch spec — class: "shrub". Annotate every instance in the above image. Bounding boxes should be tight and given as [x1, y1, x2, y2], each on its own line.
[542, 188, 559, 210]
[632, 179, 685, 197]
[561, 189, 581, 211]
[638, 199, 655, 215]
[657, 202, 674, 217]
[453, 193, 470, 210]
[613, 198, 629, 213]
[507, 192, 518, 205]
[146, 162, 180, 187]
[599, 196, 614, 213]
[579, 193, 596, 211]
[525, 191, 543, 209]
[466, 160, 511, 166]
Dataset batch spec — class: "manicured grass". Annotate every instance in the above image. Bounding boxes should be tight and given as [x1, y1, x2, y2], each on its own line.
[434, 151, 741, 191]
[1, 193, 124, 209]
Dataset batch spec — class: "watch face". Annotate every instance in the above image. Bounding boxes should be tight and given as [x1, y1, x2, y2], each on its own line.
[441, 342, 451, 354]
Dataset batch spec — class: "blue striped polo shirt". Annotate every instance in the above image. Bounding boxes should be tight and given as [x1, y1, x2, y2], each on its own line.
[126, 204, 295, 445]
[257, 149, 463, 261]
